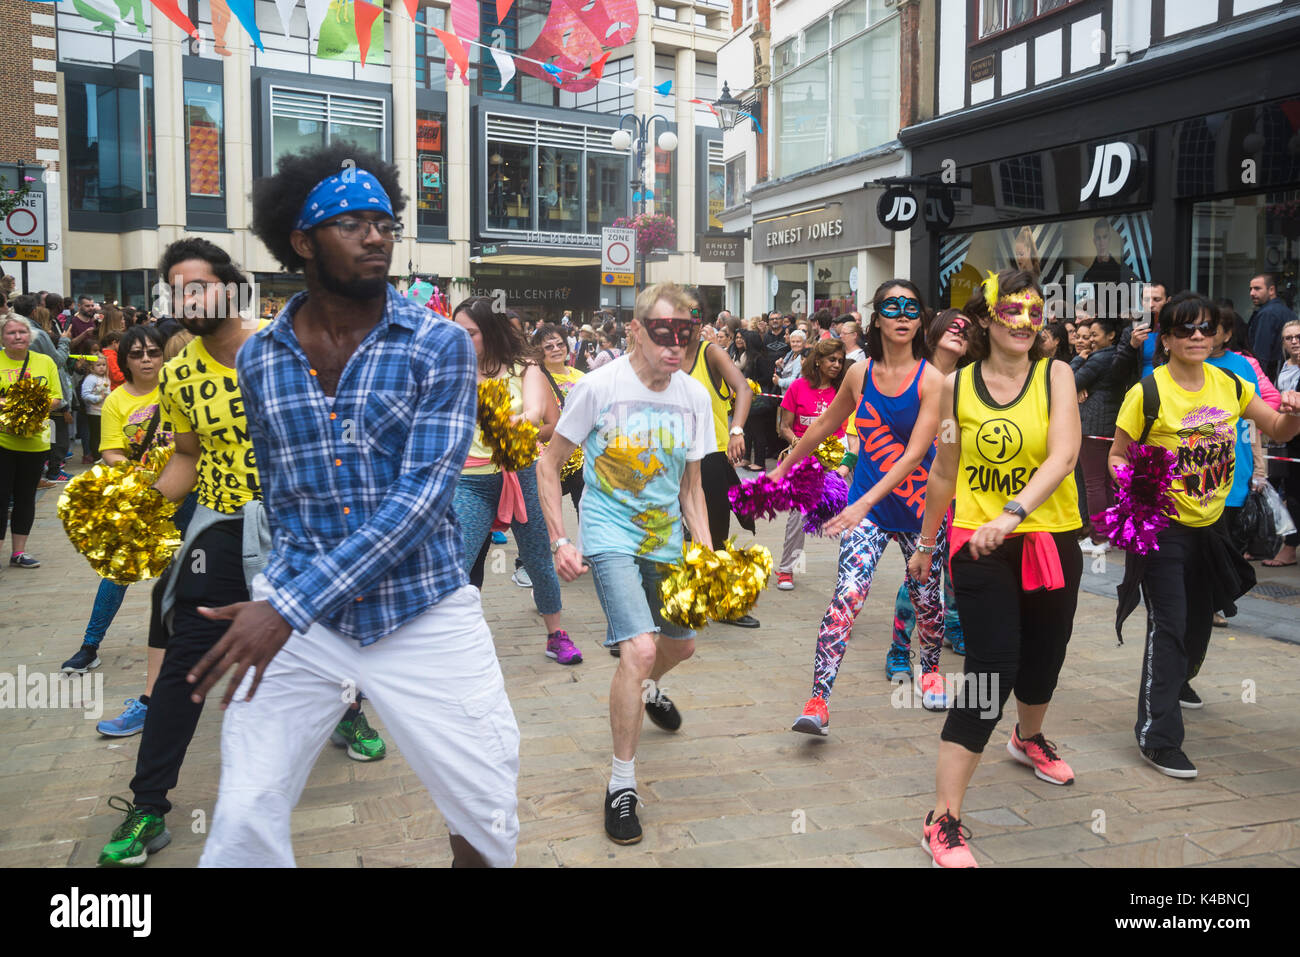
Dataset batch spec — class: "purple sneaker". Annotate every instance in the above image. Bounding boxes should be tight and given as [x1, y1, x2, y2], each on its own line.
[545, 630, 583, 665]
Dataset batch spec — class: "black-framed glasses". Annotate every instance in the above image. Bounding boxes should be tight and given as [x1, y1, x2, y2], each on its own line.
[879, 296, 921, 319]
[321, 218, 404, 242]
[1283, 333, 1300, 343]
[1169, 320, 1218, 339]
[126, 348, 164, 359]
[645, 318, 698, 347]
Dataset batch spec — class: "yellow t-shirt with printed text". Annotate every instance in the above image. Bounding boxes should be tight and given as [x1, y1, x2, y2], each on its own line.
[0, 350, 62, 453]
[159, 334, 261, 514]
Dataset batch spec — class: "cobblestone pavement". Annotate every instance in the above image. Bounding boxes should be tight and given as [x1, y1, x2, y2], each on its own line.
[3, 474, 1299, 868]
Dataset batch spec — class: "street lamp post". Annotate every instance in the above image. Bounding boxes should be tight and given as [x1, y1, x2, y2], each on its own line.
[611, 113, 677, 297]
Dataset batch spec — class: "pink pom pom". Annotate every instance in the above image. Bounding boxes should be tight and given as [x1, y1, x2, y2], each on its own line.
[1090, 444, 1180, 555]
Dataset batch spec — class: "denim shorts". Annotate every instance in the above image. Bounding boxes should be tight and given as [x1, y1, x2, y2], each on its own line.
[586, 551, 696, 646]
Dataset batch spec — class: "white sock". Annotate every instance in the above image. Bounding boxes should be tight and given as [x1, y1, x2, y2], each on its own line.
[609, 755, 636, 793]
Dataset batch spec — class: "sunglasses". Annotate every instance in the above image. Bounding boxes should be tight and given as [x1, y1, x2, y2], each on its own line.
[879, 296, 921, 320]
[127, 348, 164, 359]
[644, 318, 698, 347]
[1168, 320, 1218, 339]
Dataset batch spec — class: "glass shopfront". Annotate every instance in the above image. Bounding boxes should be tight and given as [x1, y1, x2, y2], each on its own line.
[1191, 190, 1299, 310]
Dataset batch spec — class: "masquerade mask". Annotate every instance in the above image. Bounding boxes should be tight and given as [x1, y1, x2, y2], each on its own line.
[1168, 319, 1218, 339]
[879, 296, 921, 320]
[946, 316, 971, 340]
[644, 318, 697, 347]
[991, 291, 1045, 332]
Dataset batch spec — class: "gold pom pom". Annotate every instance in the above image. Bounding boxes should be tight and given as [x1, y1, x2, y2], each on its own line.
[658, 538, 774, 629]
[57, 461, 181, 584]
[0, 376, 52, 438]
[747, 378, 761, 396]
[560, 446, 584, 480]
[813, 435, 846, 470]
[477, 378, 540, 471]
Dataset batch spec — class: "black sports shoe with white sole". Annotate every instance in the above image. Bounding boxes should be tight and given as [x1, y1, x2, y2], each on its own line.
[1140, 746, 1197, 778]
[604, 787, 643, 845]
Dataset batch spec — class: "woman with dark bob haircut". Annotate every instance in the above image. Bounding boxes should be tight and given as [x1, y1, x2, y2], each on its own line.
[116, 325, 167, 384]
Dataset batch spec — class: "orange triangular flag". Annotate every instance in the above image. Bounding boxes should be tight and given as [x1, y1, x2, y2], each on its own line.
[353, 0, 382, 67]
[149, 0, 200, 38]
[496, 0, 514, 24]
[401, 0, 418, 19]
[587, 50, 611, 80]
[433, 27, 470, 82]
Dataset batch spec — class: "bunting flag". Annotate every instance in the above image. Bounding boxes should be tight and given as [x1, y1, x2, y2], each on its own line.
[541, 62, 564, 83]
[210, 0, 233, 54]
[304, 0, 329, 38]
[272, 0, 297, 36]
[401, 0, 417, 19]
[224, 0, 264, 51]
[151, 0, 199, 37]
[513, 0, 636, 92]
[114, 0, 148, 34]
[449, 0, 479, 43]
[352, 0, 381, 65]
[71, 0, 119, 33]
[586, 50, 610, 80]
[433, 27, 470, 83]
[488, 46, 516, 91]
[654, 79, 672, 96]
[737, 110, 764, 134]
[496, 0, 513, 24]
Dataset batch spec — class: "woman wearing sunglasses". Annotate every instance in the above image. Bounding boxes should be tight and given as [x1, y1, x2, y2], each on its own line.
[1111, 292, 1300, 780]
[60, 326, 177, 692]
[772, 279, 950, 735]
[907, 268, 1085, 867]
[890, 308, 974, 664]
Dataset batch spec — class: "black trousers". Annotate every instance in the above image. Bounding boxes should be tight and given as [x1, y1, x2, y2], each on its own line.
[131, 520, 247, 814]
[941, 531, 1083, 753]
[0, 447, 47, 540]
[699, 450, 753, 548]
[1134, 522, 1215, 752]
[744, 404, 776, 469]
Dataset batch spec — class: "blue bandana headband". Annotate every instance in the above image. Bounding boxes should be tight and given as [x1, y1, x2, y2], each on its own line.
[294, 169, 395, 232]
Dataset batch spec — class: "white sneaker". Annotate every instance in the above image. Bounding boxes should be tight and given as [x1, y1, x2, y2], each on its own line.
[512, 566, 533, 588]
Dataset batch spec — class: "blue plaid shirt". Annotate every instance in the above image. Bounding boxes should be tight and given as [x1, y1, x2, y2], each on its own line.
[236, 287, 476, 644]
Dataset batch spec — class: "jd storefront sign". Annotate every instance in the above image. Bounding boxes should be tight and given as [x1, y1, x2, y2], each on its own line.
[753, 191, 888, 264]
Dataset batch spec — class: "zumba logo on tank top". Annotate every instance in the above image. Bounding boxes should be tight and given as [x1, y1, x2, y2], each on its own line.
[1175, 405, 1234, 503]
[848, 359, 933, 533]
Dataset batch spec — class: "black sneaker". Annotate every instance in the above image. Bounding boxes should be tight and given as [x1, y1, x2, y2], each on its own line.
[1139, 746, 1198, 779]
[716, 614, 761, 628]
[1179, 683, 1203, 710]
[609, 644, 621, 658]
[645, 686, 682, 732]
[61, 644, 101, 674]
[604, 787, 643, 845]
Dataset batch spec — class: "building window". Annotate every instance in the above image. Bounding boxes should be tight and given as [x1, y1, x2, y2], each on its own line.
[977, 0, 1080, 40]
[269, 87, 386, 161]
[587, 153, 628, 232]
[653, 143, 675, 231]
[706, 141, 725, 232]
[539, 147, 583, 234]
[488, 142, 534, 231]
[416, 109, 447, 234]
[56, 1, 152, 66]
[415, 6, 448, 91]
[1191, 191, 1299, 310]
[560, 56, 634, 115]
[475, 0, 557, 106]
[66, 75, 156, 214]
[185, 81, 224, 199]
[725, 154, 746, 208]
[773, 1, 899, 178]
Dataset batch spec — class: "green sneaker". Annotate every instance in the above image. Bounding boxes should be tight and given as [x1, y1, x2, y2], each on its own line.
[98, 796, 171, 867]
[331, 710, 387, 761]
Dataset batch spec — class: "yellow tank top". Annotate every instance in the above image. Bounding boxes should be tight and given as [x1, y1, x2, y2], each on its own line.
[687, 340, 732, 453]
[953, 358, 1080, 533]
[464, 370, 523, 476]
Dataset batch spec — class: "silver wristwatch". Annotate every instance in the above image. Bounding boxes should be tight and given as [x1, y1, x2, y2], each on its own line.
[550, 537, 572, 554]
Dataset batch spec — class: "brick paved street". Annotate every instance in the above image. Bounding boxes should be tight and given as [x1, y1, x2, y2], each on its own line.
[3, 476, 1299, 868]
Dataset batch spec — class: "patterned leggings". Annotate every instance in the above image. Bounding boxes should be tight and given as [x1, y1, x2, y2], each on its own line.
[812, 517, 946, 701]
[892, 560, 962, 648]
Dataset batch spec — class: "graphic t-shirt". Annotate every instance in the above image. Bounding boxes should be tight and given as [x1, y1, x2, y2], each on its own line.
[549, 366, 584, 400]
[100, 384, 176, 458]
[780, 378, 843, 439]
[0, 350, 62, 452]
[1115, 364, 1255, 528]
[555, 356, 713, 562]
[159, 333, 262, 514]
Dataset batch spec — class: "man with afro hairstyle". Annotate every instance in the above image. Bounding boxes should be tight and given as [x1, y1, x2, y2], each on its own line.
[189, 144, 520, 867]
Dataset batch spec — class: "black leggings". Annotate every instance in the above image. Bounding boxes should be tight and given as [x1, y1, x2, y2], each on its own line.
[699, 449, 753, 548]
[941, 530, 1083, 753]
[0, 447, 48, 541]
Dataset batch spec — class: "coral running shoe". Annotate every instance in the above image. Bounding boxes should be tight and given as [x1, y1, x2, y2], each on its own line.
[545, 630, 583, 665]
[923, 810, 977, 868]
[1008, 724, 1074, 785]
[919, 670, 949, 711]
[791, 696, 829, 736]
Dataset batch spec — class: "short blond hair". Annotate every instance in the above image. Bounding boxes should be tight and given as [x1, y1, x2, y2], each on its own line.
[634, 282, 697, 322]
